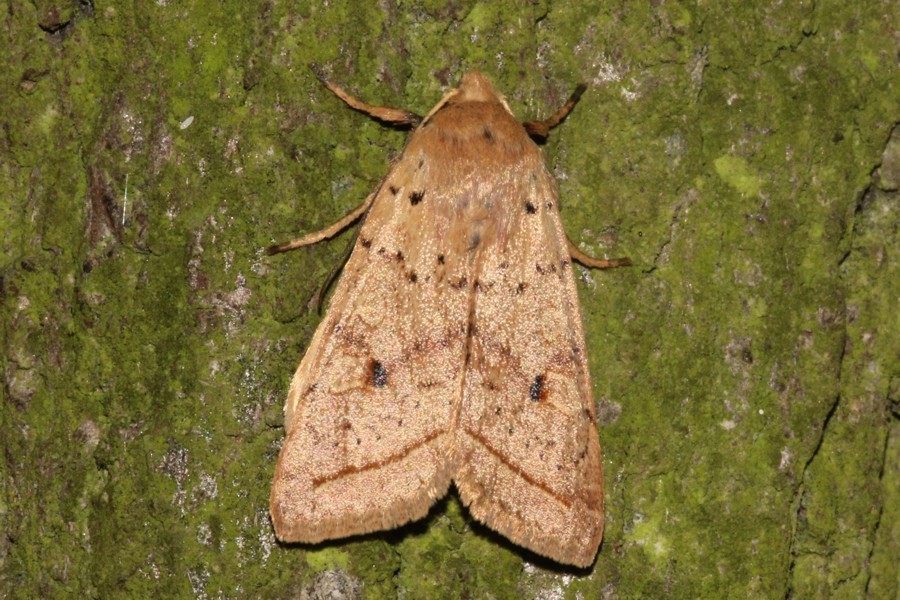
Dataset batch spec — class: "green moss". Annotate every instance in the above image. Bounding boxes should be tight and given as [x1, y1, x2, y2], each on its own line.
[713, 155, 763, 197]
[306, 547, 350, 572]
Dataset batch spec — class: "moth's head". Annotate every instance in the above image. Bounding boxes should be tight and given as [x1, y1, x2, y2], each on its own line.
[419, 70, 514, 125]
[456, 71, 503, 104]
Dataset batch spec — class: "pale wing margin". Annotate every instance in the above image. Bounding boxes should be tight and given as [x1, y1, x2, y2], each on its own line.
[270, 157, 471, 543]
[454, 162, 604, 568]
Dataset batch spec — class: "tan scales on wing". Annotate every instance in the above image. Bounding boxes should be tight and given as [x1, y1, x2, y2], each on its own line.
[270, 71, 627, 567]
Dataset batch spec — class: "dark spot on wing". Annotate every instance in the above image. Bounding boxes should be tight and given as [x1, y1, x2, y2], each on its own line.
[525, 201, 537, 214]
[483, 127, 494, 141]
[529, 374, 545, 403]
[360, 238, 372, 248]
[437, 254, 445, 264]
[516, 282, 528, 294]
[451, 276, 468, 289]
[409, 190, 425, 205]
[389, 185, 399, 195]
[408, 271, 418, 283]
[468, 232, 481, 251]
[369, 360, 388, 388]
[546, 202, 554, 210]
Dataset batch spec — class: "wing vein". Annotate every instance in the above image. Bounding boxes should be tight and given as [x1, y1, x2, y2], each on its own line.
[313, 428, 447, 487]
[461, 426, 573, 509]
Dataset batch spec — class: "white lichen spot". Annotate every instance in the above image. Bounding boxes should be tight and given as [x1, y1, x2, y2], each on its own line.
[720, 419, 737, 430]
[664, 129, 687, 161]
[576, 264, 598, 290]
[535, 41, 550, 70]
[76, 419, 101, 451]
[225, 136, 242, 174]
[192, 472, 219, 504]
[160, 445, 189, 514]
[196, 523, 212, 545]
[620, 86, 638, 101]
[223, 249, 235, 273]
[779, 447, 792, 471]
[179, 115, 194, 130]
[594, 55, 624, 83]
[258, 508, 275, 562]
[186, 565, 209, 599]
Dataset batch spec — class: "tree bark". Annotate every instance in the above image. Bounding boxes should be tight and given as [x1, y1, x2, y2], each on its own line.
[1, 1, 896, 597]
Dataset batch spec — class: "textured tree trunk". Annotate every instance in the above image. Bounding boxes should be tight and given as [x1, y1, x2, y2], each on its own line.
[2, 1, 896, 597]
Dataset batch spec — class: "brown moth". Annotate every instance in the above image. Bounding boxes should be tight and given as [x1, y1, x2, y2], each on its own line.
[268, 69, 630, 568]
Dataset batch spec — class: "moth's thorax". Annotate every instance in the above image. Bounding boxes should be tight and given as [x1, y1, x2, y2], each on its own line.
[414, 100, 539, 170]
[399, 99, 550, 253]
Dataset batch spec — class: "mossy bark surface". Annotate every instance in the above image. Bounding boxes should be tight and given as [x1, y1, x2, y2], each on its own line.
[1, 1, 896, 598]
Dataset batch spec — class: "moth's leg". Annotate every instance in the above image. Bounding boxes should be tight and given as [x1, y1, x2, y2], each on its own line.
[566, 238, 631, 270]
[523, 84, 587, 140]
[267, 193, 375, 255]
[311, 65, 422, 127]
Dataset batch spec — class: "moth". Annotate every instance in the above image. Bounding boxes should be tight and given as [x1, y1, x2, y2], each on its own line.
[268, 68, 630, 568]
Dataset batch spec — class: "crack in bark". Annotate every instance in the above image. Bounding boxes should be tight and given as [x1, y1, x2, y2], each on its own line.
[863, 422, 893, 595]
[784, 123, 897, 598]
